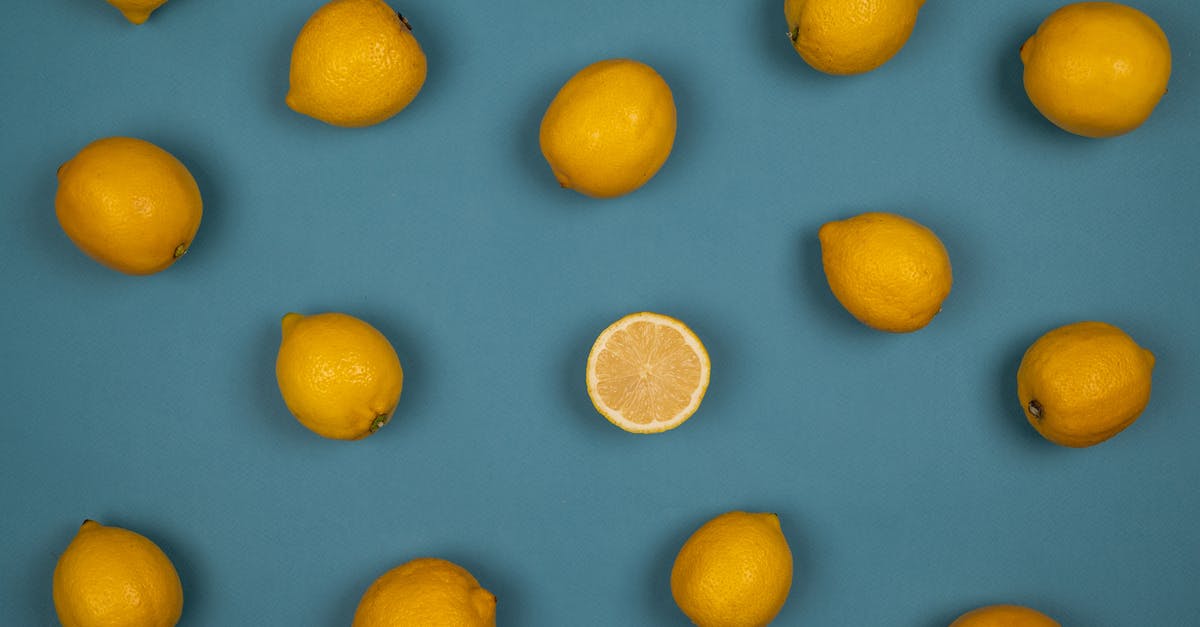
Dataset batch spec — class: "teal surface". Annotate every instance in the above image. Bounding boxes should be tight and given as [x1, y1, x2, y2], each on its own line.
[2, 1, 1198, 625]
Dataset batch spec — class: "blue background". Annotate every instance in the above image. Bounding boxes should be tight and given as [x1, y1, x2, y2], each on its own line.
[2, 1, 1197, 625]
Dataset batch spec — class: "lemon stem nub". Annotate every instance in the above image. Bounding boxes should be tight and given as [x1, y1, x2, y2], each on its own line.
[173, 243, 189, 258]
[1028, 399, 1044, 420]
[397, 12, 412, 31]
[369, 414, 391, 433]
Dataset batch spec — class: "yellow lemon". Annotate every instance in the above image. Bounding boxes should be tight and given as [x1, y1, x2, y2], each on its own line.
[286, 0, 427, 127]
[586, 312, 711, 434]
[275, 312, 404, 440]
[105, 0, 168, 24]
[55, 137, 202, 276]
[950, 604, 1060, 626]
[1017, 321, 1155, 447]
[671, 511, 793, 627]
[785, 0, 925, 75]
[1021, 2, 1171, 138]
[352, 557, 496, 627]
[53, 520, 184, 627]
[539, 59, 676, 198]
[818, 212, 952, 333]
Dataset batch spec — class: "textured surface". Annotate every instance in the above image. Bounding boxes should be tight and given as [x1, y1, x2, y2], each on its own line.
[1, 1, 1198, 625]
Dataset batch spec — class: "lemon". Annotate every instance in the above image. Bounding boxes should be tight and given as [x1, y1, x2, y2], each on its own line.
[275, 312, 404, 440]
[539, 59, 677, 198]
[950, 604, 1060, 626]
[585, 312, 711, 434]
[1021, 2, 1170, 138]
[671, 511, 793, 627]
[105, 0, 168, 24]
[818, 212, 952, 333]
[785, 0, 925, 75]
[352, 557, 496, 627]
[53, 520, 183, 627]
[1017, 321, 1155, 447]
[55, 137, 203, 276]
[286, 0, 427, 127]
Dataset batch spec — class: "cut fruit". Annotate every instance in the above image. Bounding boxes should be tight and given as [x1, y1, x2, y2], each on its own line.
[585, 312, 711, 433]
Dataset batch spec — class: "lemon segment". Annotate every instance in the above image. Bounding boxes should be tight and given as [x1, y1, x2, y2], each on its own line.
[585, 312, 710, 434]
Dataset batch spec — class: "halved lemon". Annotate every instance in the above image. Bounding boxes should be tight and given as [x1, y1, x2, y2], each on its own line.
[585, 312, 711, 433]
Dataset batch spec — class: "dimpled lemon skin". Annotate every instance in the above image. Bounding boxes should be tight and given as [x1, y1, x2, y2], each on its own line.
[785, 0, 925, 75]
[950, 604, 1061, 626]
[275, 312, 404, 440]
[105, 0, 168, 24]
[286, 0, 427, 127]
[1017, 321, 1155, 448]
[539, 59, 677, 198]
[671, 512, 793, 627]
[56, 137, 202, 275]
[53, 520, 183, 627]
[1021, 2, 1170, 138]
[352, 558, 497, 627]
[818, 212, 952, 333]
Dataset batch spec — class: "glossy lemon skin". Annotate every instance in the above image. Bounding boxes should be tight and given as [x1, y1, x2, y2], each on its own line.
[539, 59, 677, 198]
[1017, 321, 1155, 447]
[1021, 2, 1171, 138]
[55, 137, 202, 275]
[286, 0, 427, 127]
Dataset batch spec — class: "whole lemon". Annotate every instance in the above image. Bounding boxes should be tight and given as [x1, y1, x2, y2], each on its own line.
[105, 0, 168, 24]
[1021, 2, 1170, 138]
[275, 312, 404, 440]
[785, 0, 925, 75]
[286, 0, 427, 127]
[950, 604, 1060, 626]
[670, 511, 793, 627]
[539, 59, 676, 198]
[55, 137, 203, 275]
[1017, 321, 1155, 447]
[53, 520, 183, 627]
[818, 212, 952, 333]
[352, 557, 496, 627]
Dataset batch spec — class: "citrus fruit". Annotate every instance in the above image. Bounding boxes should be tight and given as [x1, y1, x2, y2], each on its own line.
[105, 0, 168, 24]
[352, 557, 496, 627]
[671, 511, 793, 627]
[55, 137, 202, 275]
[784, 0, 925, 75]
[1021, 2, 1171, 138]
[818, 211, 952, 333]
[275, 312, 404, 440]
[53, 520, 183, 627]
[1017, 321, 1155, 447]
[286, 0, 427, 127]
[950, 604, 1060, 626]
[539, 58, 676, 198]
[585, 312, 710, 434]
